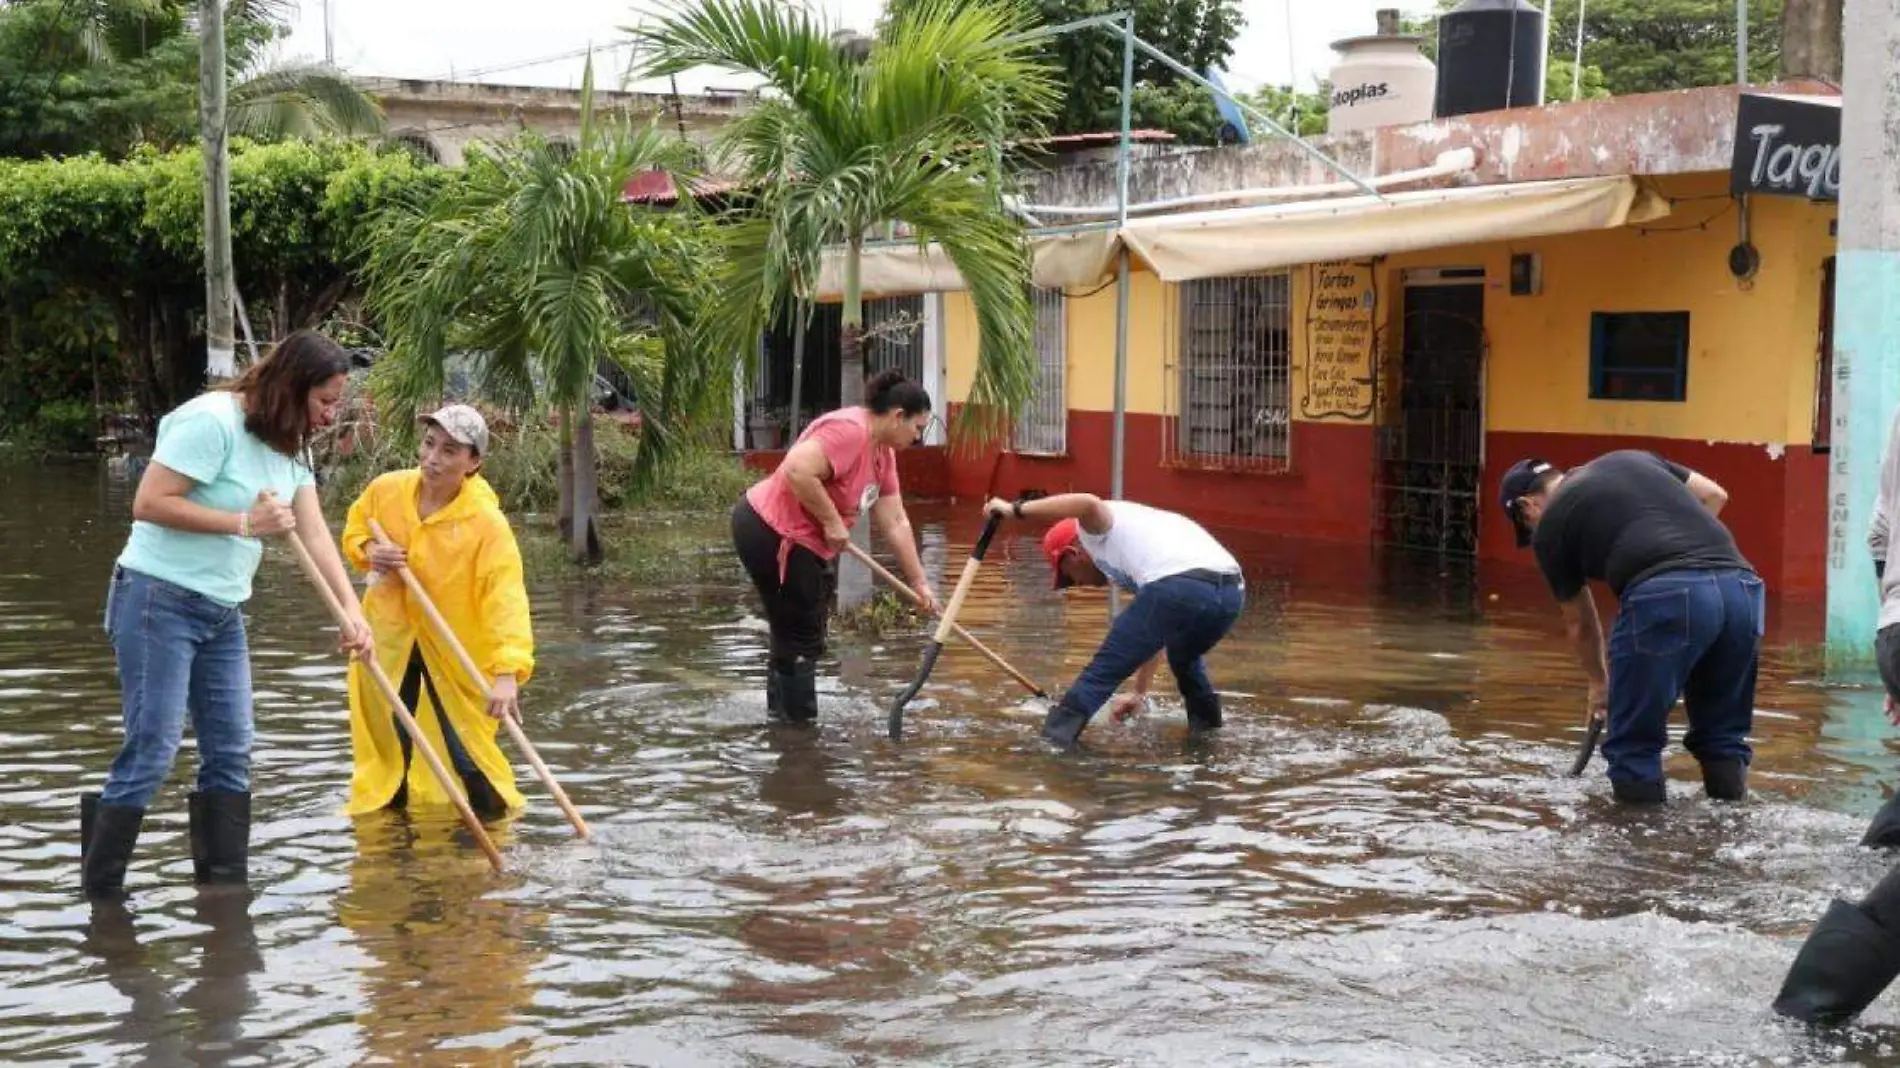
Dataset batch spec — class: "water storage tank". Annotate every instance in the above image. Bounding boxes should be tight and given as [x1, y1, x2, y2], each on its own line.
[1327, 9, 1438, 134]
[1433, 0, 1546, 118]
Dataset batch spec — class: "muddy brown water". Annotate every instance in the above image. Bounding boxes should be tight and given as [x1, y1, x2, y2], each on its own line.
[6, 457, 1900, 1066]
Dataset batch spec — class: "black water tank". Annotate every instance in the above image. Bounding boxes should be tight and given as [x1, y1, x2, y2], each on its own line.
[1434, 0, 1546, 118]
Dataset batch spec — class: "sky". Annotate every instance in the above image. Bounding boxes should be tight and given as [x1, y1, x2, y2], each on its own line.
[277, 0, 1415, 99]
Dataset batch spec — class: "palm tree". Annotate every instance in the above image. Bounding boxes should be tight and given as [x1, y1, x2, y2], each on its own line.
[361, 60, 724, 564]
[631, 0, 1060, 428]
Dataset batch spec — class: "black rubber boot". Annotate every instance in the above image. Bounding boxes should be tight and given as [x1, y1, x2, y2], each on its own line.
[765, 667, 781, 718]
[81, 792, 144, 898]
[1041, 699, 1093, 751]
[1610, 778, 1667, 805]
[772, 659, 817, 726]
[460, 770, 509, 821]
[1774, 897, 1900, 1025]
[1700, 758, 1748, 801]
[1864, 792, 1900, 848]
[188, 790, 250, 885]
[1184, 691, 1223, 734]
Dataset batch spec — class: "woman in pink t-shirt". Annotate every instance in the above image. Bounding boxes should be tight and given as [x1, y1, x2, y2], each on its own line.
[732, 369, 941, 724]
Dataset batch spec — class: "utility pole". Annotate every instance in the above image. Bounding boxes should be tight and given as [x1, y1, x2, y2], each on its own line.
[1825, 0, 1900, 662]
[199, 0, 237, 381]
[324, 0, 335, 66]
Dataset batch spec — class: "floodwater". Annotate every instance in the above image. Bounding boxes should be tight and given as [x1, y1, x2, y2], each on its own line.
[6, 457, 1900, 1067]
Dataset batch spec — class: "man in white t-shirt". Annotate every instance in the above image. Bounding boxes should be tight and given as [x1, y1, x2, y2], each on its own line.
[985, 493, 1245, 749]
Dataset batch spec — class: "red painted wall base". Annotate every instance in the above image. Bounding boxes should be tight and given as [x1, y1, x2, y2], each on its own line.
[931, 408, 1827, 597]
[1482, 432, 1827, 595]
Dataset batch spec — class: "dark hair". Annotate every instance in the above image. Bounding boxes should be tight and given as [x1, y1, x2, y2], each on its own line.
[864, 369, 931, 417]
[221, 329, 350, 458]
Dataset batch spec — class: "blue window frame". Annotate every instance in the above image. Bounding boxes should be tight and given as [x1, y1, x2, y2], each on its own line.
[1590, 311, 1689, 402]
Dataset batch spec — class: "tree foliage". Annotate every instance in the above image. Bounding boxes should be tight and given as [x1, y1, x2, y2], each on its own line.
[0, 0, 383, 160]
[1405, 0, 1782, 100]
[0, 139, 439, 432]
[635, 0, 1061, 439]
[884, 0, 1242, 145]
[360, 64, 731, 561]
[1236, 83, 1330, 138]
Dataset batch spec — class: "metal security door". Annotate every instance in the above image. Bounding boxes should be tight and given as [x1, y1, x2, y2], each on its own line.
[1376, 277, 1486, 556]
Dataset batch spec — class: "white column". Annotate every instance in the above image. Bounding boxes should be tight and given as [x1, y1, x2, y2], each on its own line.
[922, 292, 947, 445]
[731, 357, 746, 451]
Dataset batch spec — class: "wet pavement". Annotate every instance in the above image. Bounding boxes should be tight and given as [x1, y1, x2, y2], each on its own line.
[5, 457, 1900, 1066]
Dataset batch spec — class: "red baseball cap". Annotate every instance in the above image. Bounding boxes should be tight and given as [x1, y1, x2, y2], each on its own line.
[1042, 518, 1082, 589]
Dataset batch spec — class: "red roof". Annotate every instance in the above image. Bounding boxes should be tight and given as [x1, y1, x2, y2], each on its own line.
[621, 170, 743, 204]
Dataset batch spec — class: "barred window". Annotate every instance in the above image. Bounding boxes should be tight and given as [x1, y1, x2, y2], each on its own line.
[1013, 287, 1067, 455]
[1167, 273, 1292, 470]
[863, 295, 925, 384]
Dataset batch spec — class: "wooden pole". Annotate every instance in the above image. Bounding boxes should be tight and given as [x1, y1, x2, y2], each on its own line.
[368, 519, 591, 839]
[283, 533, 505, 871]
[843, 543, 1045, 698]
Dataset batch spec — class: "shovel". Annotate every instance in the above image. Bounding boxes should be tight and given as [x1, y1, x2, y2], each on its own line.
[1568, 709, 1606, 777]
[887, 510, 1007, 741]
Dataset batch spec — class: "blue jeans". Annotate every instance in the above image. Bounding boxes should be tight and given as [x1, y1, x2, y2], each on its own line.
[1602, 567, 1764, 787]
[99, 566, 254, 808]
[1055, 572, 1246, 725]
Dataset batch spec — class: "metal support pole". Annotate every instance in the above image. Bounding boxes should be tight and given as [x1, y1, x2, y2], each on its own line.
[1572, 0, 1587, 102]
[199, 0, 236, 381]
[1736, 0, 1748, 83]
[1005, 10, 1381, 199]
[1110, 10, 1133, 505]
[1103, 12, 1137, 619]
[1826, 0, 1900, 664]
[1128, 37, 1382, 199]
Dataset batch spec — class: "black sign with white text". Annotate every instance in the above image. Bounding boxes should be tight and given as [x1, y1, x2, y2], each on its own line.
[1731, 93, 1841, 201]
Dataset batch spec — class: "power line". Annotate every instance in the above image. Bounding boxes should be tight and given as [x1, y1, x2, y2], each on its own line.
[352, 39, 641, 88]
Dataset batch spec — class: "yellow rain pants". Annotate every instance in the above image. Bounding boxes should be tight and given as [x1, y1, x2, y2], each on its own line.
[341, 470, 534, 816]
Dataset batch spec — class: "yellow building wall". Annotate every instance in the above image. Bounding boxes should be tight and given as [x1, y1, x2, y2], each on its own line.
[944, 272, 1175, 417]
[942, 172, 1836, 445]
[1377, 172, 1835, 445]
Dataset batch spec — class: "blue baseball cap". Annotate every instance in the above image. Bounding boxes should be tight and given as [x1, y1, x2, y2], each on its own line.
[1498, 458, 1556, 548]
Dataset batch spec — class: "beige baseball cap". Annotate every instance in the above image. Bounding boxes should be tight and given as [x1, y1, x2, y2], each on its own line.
[420, 403, 489, 456]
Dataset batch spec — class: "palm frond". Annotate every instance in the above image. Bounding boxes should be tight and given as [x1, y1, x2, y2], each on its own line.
[864, 0, 1059, 151]
[629, 0, 847, 110]
[895, 169, 1037, 438]
[229, 63, 385, 140]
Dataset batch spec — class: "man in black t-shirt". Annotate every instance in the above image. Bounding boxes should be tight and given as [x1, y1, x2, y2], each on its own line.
[1498, 451, 1765, 804]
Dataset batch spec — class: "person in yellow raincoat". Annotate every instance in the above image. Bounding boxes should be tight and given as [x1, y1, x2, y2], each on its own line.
[340, 404, 534, 820]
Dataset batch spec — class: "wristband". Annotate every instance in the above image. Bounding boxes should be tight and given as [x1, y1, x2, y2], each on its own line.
[1012, 500, 1024, 519]
[238, 512, 251, 538]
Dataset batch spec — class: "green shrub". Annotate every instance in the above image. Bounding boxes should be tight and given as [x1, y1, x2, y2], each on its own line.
[317, 403, 751, 519]
[21, 399, 97, 454]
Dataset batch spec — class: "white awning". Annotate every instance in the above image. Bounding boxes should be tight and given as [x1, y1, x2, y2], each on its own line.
[1118, 175, 1671, 282]
[813, 175, 1670, 298]
[814, 226, 1121, 301]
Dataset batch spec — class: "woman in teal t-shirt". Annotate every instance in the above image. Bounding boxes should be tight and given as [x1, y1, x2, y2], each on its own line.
[81, 330, 374, 899]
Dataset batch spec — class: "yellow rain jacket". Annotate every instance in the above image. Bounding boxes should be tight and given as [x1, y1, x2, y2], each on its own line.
[341, 470, 535, 817]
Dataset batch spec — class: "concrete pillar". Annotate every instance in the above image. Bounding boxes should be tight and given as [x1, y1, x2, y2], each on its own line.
[1825, 0, 1900, 662]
